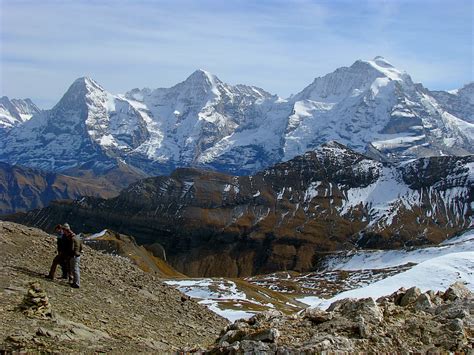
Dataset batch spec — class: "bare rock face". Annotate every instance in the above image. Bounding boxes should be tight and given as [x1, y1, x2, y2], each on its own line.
[210, 284, 474, 353]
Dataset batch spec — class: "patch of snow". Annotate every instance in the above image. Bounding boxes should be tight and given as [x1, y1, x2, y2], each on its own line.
[86, 229, 108, 240]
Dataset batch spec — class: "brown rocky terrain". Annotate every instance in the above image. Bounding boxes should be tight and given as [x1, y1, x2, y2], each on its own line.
[0, 161, 146, 215]
[5, 143, 473, 277]
[0, 221, 227, 352]
[209, 283, 474, 353]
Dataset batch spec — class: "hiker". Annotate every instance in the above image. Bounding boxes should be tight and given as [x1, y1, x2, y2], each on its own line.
[63, 223, 82, 288]
[46, 224, 72, 280]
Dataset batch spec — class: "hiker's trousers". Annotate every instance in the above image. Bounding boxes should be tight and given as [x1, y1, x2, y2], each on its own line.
[70, 256, 81, 287]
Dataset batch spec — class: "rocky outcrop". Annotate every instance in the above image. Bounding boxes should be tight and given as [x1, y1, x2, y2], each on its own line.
[6, 143, 472, 277]
[84, 229, 184, 277]
[209, 284, 473, 353]
[0, 221, 227, 353]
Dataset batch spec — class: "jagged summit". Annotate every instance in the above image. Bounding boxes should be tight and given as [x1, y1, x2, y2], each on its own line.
[363, 56, 405, 81]
[186, 69, 219, 83]
[65, 76, 105, 94]
[53, 76, 105, 111]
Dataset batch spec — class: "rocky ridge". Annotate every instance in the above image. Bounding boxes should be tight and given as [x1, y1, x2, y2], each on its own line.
[0, 162, 129, 215]
[209, 283, 473, 353]
[6, 142, 473, 277]
[0, 221, 227, 352]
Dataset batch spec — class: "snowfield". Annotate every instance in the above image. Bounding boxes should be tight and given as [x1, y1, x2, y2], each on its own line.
[299, 251, 474, 309]
[323, 229, 474, 271]
[299, 229, 474, 309]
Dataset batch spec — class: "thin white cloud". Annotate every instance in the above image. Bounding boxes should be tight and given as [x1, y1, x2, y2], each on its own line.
[1, 0, 472, 107]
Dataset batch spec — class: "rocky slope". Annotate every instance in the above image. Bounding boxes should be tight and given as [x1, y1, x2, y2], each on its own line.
[84, 229, 184, 278]
[0, 162, 144, 215]
[430, 82, 474, 124]
[1, 57, 472, 176]
[208, 284, 473, 353]
[6, 143, 472, 277]
[0, 221, 227, 352]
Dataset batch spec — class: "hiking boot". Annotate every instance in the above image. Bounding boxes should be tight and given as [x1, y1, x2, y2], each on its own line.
[71, 284, 80, 288]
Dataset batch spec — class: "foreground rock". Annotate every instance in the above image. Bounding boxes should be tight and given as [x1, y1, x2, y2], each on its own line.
[210, 285, 473, 353]
[0, 221, 227, 352]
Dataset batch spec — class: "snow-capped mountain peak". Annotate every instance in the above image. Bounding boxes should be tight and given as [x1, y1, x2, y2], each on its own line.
[52, 76, 106, 112]
[176, 69, 223, 99]
[0, 96, 41, 131]
[363, 56, 406, 82]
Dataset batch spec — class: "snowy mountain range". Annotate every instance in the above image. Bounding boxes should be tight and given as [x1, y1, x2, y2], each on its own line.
[0, 96, 40, 132]
[0, 57, 472, 176]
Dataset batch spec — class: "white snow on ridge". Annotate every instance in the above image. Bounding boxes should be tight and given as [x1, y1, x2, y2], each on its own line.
[365, 56, 405, 82]
[339, 167, 413, 225]
[86, 229, 108, 240]
[323, 229, 474, 271]
[299, 252, 474, 309]
[372, 135, 426, 150]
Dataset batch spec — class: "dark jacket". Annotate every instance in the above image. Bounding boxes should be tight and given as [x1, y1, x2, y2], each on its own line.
[63, 229, 82, 257]
[57, 234, 73, 255]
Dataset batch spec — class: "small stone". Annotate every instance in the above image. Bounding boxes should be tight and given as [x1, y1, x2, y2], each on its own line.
[36, 327, 56, 337]
[447, 318, 464, 333]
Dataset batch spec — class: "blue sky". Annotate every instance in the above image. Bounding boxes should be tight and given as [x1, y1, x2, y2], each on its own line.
[1, 0, 473, 108]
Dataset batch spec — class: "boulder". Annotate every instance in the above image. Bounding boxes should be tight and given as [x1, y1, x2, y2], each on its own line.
[443, 282, 472, 301]
[399, 287, 421, 307]
[337, 298, 383, 324]
[415, 293, 433, 311]
[304, 308, 332, 324]
[247, 328, 280, 343]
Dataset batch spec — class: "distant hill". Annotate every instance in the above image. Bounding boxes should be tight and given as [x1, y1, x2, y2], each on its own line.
[0, 162, 144, 215]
